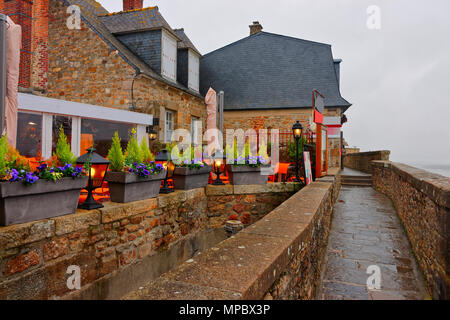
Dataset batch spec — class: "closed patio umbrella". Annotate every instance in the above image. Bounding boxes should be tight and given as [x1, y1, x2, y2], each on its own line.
[205, 87, 217, 131]
[4, 16, 22, 147]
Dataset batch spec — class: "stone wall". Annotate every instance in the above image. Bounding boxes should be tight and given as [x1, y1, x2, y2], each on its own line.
[206, 184, 298, 228]
[45, 0, 206, 139]
[0, 183, 295, 300]
[372, 161, 450, 300]
[343, 150, 390, 173]
[124, 172, 341, 300]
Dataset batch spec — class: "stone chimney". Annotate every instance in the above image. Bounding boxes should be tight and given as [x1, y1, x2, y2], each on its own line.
[123, 0, 144, 11]
[249, 21, 263, 35]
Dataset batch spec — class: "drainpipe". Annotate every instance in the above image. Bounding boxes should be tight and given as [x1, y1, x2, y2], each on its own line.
[217, 91, 224, 133]
[0, 14, 6, 136]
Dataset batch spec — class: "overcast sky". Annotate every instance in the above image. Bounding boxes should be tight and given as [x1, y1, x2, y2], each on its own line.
[99, 0, 450, 169]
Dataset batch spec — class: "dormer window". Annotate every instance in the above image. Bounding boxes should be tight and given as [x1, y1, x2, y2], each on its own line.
[188, 50, 200, 92]
[161, 30, 177, 82]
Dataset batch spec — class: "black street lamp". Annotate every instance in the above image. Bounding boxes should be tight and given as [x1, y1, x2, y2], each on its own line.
[76, 148, 110, 210]
[212, 157, 225, 185]
[146, 126, 157, 141]
[292, 121, 304, 184]
[155, 149, 174, 194]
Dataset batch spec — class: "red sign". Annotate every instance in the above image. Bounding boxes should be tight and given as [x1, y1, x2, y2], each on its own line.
[314, 109, 323, 124]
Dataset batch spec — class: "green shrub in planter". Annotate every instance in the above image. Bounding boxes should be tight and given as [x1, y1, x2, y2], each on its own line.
[105, 131, 165, 203]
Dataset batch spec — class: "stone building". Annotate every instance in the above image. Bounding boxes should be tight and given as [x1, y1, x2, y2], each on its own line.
[0, 0, 206, 159]
[200, 22, 351, 167]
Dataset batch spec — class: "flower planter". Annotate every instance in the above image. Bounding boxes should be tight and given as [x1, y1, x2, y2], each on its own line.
[0, 177, 88, 226]
[105, 171, 166, 203]
[173, 165, 213, 190]
[227, 165, 268, 185]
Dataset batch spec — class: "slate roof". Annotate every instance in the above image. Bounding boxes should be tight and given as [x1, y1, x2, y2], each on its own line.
[98, 6, 179, 40]
[174, 28, 201, 56]
[200, 32, 351, 111]
[61, 0, 202, 98]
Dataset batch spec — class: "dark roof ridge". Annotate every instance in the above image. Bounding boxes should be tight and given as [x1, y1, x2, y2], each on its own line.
[203, 31, 330, 58]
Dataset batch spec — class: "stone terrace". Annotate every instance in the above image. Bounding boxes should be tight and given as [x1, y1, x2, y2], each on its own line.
[0, 183, 295, 300]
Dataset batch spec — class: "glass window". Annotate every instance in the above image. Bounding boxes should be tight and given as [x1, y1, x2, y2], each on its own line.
[80, 118, 134, 158]
[52, 116, 72, 154]
[16, 112, 42, 160]
[165, 110, 174, 143]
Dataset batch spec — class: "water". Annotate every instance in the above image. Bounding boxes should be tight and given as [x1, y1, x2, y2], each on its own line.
[406, 163, 450, 178]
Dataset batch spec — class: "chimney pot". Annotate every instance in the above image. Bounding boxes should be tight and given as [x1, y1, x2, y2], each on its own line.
[123, 0, 144, 11]
[249, 21, 263, 35]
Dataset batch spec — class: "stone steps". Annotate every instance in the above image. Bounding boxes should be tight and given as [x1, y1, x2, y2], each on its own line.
[341, 175, 372, 187]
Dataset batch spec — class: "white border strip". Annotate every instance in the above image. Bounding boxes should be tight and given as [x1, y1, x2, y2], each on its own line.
[18, 93, 153, 126]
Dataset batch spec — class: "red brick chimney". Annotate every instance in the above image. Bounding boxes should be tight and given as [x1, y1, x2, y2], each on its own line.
[249, 21, 263, 35]
[123, 0, 144, 11]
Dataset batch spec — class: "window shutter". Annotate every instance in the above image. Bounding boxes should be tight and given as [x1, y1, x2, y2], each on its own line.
[188, 51, 200, 92]
[162, 32, 177, 82]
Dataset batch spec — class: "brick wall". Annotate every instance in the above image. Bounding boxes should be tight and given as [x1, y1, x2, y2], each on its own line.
[1, 0, 34, 88]
[372, 161, 450, 300]
[30, 0, 48, 90]
[122, 0, 143, 11]
[0, 183, 295, 300]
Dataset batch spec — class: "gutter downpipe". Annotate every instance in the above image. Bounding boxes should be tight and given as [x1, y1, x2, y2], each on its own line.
[0, 14, 6, 135]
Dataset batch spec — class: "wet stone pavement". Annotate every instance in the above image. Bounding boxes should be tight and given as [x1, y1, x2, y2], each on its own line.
[317, 186, 427, 300]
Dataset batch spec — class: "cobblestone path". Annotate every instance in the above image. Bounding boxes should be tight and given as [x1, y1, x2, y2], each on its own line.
[317, 186, 427, 300]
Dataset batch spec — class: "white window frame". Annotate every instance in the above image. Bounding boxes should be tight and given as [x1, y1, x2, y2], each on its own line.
[188, 50, 200, 92]
[17, 93, 153, 159]
[190, 116, 201, 146]
[165, 110, 174, 143]
[161, 30, 177, 82]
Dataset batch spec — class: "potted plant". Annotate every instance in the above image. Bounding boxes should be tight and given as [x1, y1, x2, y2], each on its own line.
[105, 131, 165, 203]
[171, 145, 212, 190]
[225, 141, 269, 185]
[0, 129, 87, 226]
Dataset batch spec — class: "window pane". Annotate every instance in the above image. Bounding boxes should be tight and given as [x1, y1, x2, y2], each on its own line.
[80, 118, 134, 158]
[16, 112, 42, 160]
[52, 116, 72, 154]
[165, 111, 174, 142]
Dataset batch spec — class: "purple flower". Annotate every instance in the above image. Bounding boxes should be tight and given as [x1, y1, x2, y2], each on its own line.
[37, 163, 48, 171]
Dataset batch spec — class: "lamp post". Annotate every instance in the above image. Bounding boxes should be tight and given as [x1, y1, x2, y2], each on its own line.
[212, 157, 225, 185]
[76, 148, 110, 210]
[292, 121, 304, 184]
[155, 149, 174, 194]
[146, 126, 157, 141]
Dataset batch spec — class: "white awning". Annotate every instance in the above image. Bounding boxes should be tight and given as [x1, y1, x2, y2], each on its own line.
[18, 93, 153, 126]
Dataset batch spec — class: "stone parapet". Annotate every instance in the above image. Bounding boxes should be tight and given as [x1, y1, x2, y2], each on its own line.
[372, 161, 450, 299]
[343, 150, 390, 173]
[125, 173, 341, 300]
[0, 183, 295, 300]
